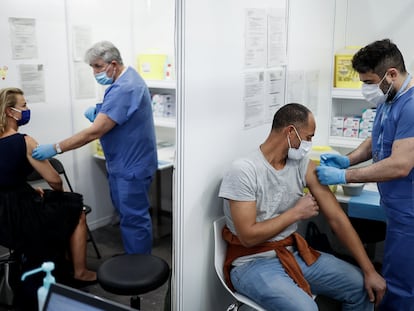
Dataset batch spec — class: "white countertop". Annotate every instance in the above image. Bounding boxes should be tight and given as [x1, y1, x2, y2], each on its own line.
[93, 145, 175, 170]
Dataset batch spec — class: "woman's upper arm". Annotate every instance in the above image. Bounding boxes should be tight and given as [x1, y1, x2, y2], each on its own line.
[25, 135, 63, 190]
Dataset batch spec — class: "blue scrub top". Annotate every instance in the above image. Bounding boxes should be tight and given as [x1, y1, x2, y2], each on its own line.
[99, 66, 158, 179]
[371, 86, 414, 201]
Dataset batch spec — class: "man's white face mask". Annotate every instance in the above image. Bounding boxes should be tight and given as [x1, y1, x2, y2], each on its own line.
[361, 72, 393, 106]
[287, 126, 312, 160]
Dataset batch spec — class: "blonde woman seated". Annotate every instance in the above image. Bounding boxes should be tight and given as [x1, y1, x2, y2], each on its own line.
[0, 87, 96, 286]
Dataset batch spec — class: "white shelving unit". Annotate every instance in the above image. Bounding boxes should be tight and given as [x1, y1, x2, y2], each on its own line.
[147, 79, 177, 165]
[331, 88, 363, 99]
[147, 80, 176, 222]
[328, 135, 365, 149]
[146, 80, 176, 90]
[329, 87, 371, 149]
[328, 1, 372, 150]
[154, 117, 175, 128]
[147, 79, 177, 130]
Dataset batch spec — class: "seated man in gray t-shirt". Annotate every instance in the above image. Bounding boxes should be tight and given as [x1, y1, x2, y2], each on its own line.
[219, 103, 385, 311]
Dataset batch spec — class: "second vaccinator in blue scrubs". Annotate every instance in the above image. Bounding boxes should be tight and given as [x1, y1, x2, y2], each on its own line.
[99, 66, 157, 254]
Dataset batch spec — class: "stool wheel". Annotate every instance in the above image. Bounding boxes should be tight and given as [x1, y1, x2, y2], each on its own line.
[97, 254, 170, 297]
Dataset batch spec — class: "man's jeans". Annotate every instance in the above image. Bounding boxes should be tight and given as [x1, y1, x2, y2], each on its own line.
[231, 252, 373, 311]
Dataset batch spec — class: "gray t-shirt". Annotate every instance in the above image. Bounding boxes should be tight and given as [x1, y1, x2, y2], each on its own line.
[219, 148, 309, 264]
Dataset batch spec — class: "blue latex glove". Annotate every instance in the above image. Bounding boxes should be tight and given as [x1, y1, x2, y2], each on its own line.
[320, 153, 350, 169]
[32, 144, 57, 160]
[84, 106, 97, 122]
[316, 166, 346, 185]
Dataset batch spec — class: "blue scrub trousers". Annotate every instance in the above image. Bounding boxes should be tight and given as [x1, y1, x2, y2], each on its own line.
[108, 173, 153, 254]
[378, 199, 414, 311]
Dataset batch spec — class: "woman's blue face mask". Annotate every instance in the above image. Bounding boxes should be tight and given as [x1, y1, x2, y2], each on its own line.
[11, 107, 31, 126]
[94, 63, 115, 85]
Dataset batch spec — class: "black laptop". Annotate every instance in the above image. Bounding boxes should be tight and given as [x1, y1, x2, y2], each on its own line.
[42, 283, 136, 311]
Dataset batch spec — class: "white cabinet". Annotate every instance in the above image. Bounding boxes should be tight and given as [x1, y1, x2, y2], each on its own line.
[147, 80, 175, 225]
[328, 88, 372, 149]
[328, 1, 373, 150]
[147, 80, 176, 163]
[147, 80, 176, 129]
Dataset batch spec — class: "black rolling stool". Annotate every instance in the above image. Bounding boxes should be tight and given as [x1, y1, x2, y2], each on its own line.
[97, 254, 170, 310]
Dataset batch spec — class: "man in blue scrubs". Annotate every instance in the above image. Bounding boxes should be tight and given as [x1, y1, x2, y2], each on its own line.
[316, 39, 414, 311]
[32, 41, 158, 255]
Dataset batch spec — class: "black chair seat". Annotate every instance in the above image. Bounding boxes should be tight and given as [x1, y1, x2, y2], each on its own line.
[97, 254, 170, 296]
[27, 158, 101, 259]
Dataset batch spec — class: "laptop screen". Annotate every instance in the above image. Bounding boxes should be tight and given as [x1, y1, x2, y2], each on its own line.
[43, 283, 136, 311]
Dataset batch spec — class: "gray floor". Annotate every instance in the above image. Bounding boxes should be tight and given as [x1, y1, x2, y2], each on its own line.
[85, 218, 172, 311]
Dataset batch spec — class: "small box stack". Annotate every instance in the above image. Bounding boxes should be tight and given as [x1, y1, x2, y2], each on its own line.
[343, 117, 360, 138]
[330, 108, 376, 139]
[359, 108, 376, 139]
[331, 116, 344, 136]
[152, 94, 176, 118]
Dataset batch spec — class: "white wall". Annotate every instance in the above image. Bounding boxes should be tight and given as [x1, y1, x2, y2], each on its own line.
[173, 0, 335, 309]
[334, 0, 414, 72]
[174, 1, 414, 310]
[63, 0, 136, 228]
[63, 0, 175, 227]
[288, 0, 336, 146]
[1, 0, 175, 230]
[0, 0, 75, 171]
[332, 0, 414, 157]
[8, 1, 414, 310]
[0, 0, 132, 228]
[132, 0, 175, 67]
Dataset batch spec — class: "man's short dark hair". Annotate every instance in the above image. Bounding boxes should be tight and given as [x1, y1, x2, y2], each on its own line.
[272, 103, 311, 131]
[352, 39, 406, 76]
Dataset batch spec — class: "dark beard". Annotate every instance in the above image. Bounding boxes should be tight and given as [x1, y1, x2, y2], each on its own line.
[386, 87, 397, 102]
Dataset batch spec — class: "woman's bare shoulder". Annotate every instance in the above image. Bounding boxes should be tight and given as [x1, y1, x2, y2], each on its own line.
[24, 134, 38, 153]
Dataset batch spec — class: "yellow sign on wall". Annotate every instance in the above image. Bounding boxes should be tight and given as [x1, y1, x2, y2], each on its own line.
[334, 47, 362, 89]
[137, 54, 168, 80]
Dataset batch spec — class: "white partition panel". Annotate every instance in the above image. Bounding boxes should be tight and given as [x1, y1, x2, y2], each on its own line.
[173, 0, 335, 310]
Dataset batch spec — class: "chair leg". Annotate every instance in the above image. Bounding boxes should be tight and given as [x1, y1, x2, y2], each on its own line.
[226, 301, 242, 311]
[86, 224, 101, 259]
[130, 296, 141, 310]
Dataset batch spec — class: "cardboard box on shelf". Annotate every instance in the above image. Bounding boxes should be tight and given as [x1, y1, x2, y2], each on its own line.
[362, 108, 376, 121]
[332, 116, 344, 128]
[343, 117, 361, 129]
[343, 128, 359, 138]
[330, 127, 343, 136]
[358, 129, 372, 139]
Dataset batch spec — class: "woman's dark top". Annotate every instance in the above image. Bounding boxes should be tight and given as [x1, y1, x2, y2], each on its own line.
[0, 133, 33, 186]
[0, 133, 83, 263]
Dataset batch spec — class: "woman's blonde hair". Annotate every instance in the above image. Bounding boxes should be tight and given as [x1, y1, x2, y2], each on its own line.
[0, 87, 24, 134]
